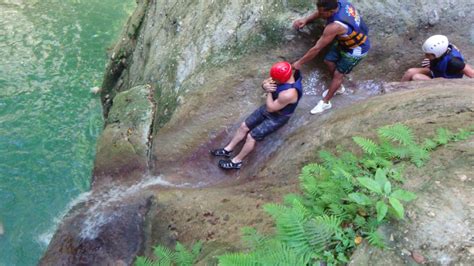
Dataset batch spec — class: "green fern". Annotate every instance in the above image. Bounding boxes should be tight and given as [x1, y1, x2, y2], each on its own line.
[241, 227, 267, 250]
[217, 253, 257, 266]
[257, 241, 312, 265]
[353, 136, 379, 155]
[378, 124, 414, 146]
[452, 128, 473, 141]
[135, 241, 201, 266]
[216, 124, 470, 266]
[408, 146, 430, 167]
[435, 128, 454, 144]
[135, 257, 158, 266]
[177, 242, 202, 266]
[366, 231, 385, 248]
[153, 245, 174, 266]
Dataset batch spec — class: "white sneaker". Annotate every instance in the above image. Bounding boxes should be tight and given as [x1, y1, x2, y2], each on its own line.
[322, 84, 346, 98]
[310, 100, 332, 114]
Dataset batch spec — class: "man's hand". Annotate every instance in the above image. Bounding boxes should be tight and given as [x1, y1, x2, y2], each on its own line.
[292, 60, 302, 70]
[262, 78, 277, 93]
[293, 18, 307, 30]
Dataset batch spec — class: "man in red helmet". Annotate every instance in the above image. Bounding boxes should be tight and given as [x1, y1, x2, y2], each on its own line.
[211, 62, 303, 170]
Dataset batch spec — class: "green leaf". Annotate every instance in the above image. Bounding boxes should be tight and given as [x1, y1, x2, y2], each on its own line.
[389, 197, 404, 219]
[337, 252, 349, 263]
[348, 193, 372, 205]
[384, 181, 392, 195]
[376, 201, 388, 222]
[375, 168, 388, 188]
[357, 177, 383, 195]
[390, 190, 417, 202]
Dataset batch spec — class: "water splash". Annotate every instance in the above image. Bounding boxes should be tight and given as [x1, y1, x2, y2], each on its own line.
[37, 191, 92, 247]
[78, 175, 194, 240]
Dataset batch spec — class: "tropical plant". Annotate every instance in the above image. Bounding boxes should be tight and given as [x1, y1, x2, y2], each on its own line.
[216, 124, 473, 265]
[135, 241, 202, 266]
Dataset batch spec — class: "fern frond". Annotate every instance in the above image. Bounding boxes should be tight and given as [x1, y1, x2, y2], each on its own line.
[153, 245, 174, 266]
[218, 252, 257, 266]
[422, 138, 438, 151]
[434, 128, 452, 145]
[366, 231, 386, 248]
[353, 136, 379, 155]
[241, 227, 267, 250]
[174, 242, 195, 266]
[301, 163, 329, 178]
[258, 241, 311, 265]
[314, 215, 342, 232]
[303, 218, 337, 254]
[191, 241, 202, 260]
[408, 146, 430, 167]
[378, 124, 414, 146]
[283, 194, 303, 206]
[135, 256, 158, 266]
[390, 146, 411, 159]
[453, 128, 473, 141]
[319, 150, 338, 167]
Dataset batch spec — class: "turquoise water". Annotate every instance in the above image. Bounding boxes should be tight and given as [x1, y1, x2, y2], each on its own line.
[0, 1, 134, 264]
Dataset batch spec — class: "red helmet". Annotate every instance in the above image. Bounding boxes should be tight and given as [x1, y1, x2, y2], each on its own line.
[270, 61, 292, 83]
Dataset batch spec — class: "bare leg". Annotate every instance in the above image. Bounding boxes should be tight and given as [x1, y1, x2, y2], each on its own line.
[231, 134, 256, 163]
[401, 67, 432, 81]
[463, 64, 474, 78]
[322, 70, 344, 103]
[324, 59, 336, 75]
[412, 73, 432, 81]
[224, 122, 249, 152]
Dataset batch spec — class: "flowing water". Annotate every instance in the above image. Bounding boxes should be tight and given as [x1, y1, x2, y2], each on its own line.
[0, 1, 134, 264]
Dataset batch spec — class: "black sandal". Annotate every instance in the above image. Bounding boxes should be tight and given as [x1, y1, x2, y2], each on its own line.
[218, 159, 242, 170]
[210, 148, 231, 157]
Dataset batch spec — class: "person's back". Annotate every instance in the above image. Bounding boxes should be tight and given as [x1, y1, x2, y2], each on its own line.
[430, 44, 465, 79]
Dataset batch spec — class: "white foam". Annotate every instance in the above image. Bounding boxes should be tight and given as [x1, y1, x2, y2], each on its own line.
[37, 174, 189, 244]
[79, 175, 192, 239]
[37, 191, 92, 247]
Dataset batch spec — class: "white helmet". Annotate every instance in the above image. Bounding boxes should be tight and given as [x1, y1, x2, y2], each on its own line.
[422, 35, 449, 58]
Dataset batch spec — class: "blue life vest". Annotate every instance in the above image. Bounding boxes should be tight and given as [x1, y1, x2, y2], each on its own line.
[327, 0, 370, 54]
[271, 70, 303, 116]
[430, 45, 465, 79]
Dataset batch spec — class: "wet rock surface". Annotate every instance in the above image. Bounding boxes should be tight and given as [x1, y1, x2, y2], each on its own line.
[145, 80, 473, 265]
[93, 85, 155, 188]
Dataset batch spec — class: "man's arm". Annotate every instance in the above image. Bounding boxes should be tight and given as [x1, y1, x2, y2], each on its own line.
[293, 10, 321, 29]
[265, 89, 298, 113]
[293, 23, 345, 69]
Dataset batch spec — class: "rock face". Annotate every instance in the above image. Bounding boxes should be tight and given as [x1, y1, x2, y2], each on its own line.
[93, 85, 155, 188]
[42, 0, 474, 264]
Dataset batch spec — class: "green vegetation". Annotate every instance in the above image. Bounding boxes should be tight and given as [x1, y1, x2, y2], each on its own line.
[135, 124, 472, 265]
[216, 124, 472, 265]
[135, 241, 202, 266]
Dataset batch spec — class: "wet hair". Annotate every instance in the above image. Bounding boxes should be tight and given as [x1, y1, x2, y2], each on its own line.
[317, 0, 339, 10]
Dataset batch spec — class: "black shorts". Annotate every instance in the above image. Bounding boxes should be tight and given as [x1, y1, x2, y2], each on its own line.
[245, 105, 290, 141]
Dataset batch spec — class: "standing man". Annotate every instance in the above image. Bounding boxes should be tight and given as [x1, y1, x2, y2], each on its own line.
[293, 0, 370, 114]
[210, 62, 303, 170]
[401, 35, 474, 81]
